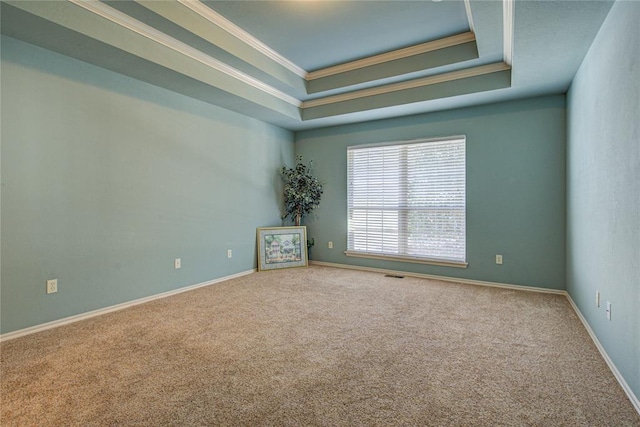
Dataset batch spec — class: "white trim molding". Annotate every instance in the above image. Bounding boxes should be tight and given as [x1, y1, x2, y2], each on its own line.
[307, 32, 476, 80]
[177, 0, 307, 78]
[503, 0, 515, 66]
[309, 261, 564, 295]
[0, 269, 256, 343]
[68, 0, 301, 107]
[566, 295, 640, 416]
[464, 0, 475, 34]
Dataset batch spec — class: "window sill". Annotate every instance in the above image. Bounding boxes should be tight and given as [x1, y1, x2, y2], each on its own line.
[344, 251, 468, 269]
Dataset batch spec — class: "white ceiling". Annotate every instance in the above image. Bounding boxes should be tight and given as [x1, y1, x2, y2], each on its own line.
[0, 0, 615, 131]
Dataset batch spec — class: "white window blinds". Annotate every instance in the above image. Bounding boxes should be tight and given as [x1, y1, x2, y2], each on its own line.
[347, 136, 466, 264]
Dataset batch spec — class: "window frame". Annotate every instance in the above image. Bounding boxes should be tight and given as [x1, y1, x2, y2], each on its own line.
[345, 135, 468, 268]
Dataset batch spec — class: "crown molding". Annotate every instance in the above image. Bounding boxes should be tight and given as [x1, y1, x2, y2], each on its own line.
[464, 0, 475, 33]
[68, 0, 301, 107]
[302, 62, 510, 108]
[53, 0, 512, 119]
[177, 0, 308, 78]
[307, 32, 476, 81]
[503, 0, 515, 66]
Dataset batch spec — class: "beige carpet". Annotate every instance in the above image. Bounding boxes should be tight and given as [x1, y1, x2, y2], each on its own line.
[1, 266, 639, 426]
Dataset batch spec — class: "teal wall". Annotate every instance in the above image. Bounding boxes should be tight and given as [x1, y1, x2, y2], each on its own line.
[0, 36, 294, 334]
[567, 1, 639, 401]
[295, 95, 566, 289]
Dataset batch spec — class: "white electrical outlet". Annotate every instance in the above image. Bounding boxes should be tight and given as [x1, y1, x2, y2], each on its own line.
[227, 249, 232, 258]
[596, 291, 600, 307]
[496, 254, 503, 265]
[328, 241, 333, 249]
[46, 279, 58, 294]
[174, 258, 181, 269]
[606, 302, 611, 321]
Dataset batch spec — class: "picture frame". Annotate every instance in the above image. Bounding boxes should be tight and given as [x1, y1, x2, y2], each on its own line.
[257, 226, 308, 271]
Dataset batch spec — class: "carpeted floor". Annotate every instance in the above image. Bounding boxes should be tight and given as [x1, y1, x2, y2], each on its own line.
[1, 265, 639, 426]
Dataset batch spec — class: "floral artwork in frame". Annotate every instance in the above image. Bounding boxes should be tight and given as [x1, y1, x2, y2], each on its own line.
[257, 226, 308, 271]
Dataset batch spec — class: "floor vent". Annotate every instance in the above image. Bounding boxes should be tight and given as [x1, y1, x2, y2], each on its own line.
[384, 274, 405, 279]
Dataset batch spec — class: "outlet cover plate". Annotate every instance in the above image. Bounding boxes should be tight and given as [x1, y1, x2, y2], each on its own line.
[46, 279, 58, 294]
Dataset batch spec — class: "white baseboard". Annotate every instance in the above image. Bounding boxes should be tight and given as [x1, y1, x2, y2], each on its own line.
[565, 294, 640, 415]
[309, 260, 566, 295]
[311, 260, 640, 415]
[0, 269, 256, 343]
[3, 262, 638, 416]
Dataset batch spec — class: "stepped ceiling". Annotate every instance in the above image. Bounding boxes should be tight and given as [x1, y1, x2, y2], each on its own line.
[1, 1, 614, 130]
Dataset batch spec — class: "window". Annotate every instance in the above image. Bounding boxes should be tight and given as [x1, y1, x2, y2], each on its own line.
[346, 136, 466, 267]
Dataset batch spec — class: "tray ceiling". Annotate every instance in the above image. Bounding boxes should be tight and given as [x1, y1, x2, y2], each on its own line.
[0, 1, 614, 130]
[204, 0, 472, 71]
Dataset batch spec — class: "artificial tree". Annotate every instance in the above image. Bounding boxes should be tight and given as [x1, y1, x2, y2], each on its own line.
[280, 156, 323, 227]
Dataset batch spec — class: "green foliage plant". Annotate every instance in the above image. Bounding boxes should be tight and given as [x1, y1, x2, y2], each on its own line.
[281, 156, 323, 227]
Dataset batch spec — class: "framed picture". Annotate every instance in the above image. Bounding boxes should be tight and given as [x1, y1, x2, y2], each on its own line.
[257, 226, 308, 271]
